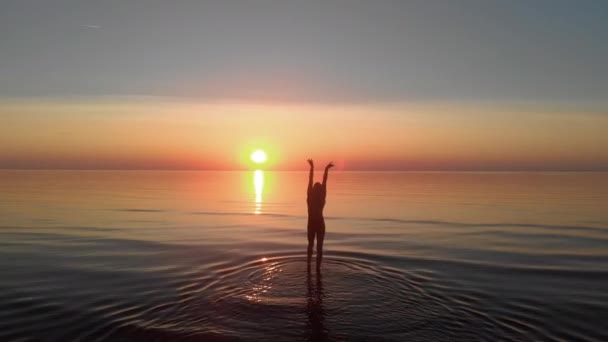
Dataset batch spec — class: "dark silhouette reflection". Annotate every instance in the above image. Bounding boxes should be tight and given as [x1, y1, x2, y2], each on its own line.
[306, 267, 327, 341]
[307, 159, 334, 270]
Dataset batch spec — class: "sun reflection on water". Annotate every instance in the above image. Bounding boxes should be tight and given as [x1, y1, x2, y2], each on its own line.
[245, 258, 282, 303]
[254, 170, 264, 215]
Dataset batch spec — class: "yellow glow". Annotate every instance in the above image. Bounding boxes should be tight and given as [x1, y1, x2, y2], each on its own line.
[251, 150, 267, 164]
[2, 99, 608, 171]
[254, 170, 264, 214]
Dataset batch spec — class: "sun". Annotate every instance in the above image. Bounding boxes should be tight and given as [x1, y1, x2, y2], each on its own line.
[251, 149, 267, 164]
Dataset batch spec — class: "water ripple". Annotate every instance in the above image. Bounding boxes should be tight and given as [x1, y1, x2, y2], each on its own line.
[1, 249, 607, 341]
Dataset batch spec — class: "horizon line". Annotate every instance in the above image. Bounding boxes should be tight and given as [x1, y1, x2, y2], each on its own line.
[1, 168, 607, 173]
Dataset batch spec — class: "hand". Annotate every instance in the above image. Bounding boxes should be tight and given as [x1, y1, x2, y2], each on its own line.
[326, 162, 334, 169]
[307, 159, 314, 167]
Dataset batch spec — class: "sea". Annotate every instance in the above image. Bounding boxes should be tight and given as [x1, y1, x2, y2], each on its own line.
[1, 170, 607, 341]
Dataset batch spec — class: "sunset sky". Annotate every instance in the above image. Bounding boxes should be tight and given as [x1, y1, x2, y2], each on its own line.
[1, 1, 607, 171]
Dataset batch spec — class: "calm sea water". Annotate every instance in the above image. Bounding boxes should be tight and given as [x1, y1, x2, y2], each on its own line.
[1, 171, 607, 341]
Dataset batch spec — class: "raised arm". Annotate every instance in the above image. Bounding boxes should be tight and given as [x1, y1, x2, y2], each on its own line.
[322, 162, 334, 187]
[307, 159, 314, 195]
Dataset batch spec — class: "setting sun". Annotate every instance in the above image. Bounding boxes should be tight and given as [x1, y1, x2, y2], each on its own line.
[251, 150, 267, 164]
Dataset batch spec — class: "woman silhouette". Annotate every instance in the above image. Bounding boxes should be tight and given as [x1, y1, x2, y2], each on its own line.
[306, 159, 334, 270]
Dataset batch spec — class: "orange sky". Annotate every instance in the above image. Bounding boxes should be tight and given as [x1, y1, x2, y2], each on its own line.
[1, 97, 607, 171]
[2, 2, 608, 171]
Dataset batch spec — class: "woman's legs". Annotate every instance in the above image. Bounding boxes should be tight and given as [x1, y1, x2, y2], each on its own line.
[316, 222, 325, 270]
[307, 224, 315, 264]
[308, 219, 326, 269]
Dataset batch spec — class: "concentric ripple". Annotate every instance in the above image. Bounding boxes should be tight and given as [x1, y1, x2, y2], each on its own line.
[162, 253, 607, 341]
[1, 248, 607, 341]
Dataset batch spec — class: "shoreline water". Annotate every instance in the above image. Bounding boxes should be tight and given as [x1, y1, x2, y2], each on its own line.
[1, 171, 607, 341]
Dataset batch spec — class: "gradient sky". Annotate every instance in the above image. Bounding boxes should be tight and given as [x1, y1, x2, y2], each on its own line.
[1, 0, 607, 170]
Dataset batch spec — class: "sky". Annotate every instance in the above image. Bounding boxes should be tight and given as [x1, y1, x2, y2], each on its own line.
[1, 0, 607, 170]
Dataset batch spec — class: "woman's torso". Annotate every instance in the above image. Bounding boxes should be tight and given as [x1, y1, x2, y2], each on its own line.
[307, 197, 325, 221]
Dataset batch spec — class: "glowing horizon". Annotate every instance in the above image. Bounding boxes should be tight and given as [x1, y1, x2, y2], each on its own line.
[1, 98, 607, 171]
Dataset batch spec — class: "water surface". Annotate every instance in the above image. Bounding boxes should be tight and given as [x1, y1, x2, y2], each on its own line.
[1, 171, 607, 341]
